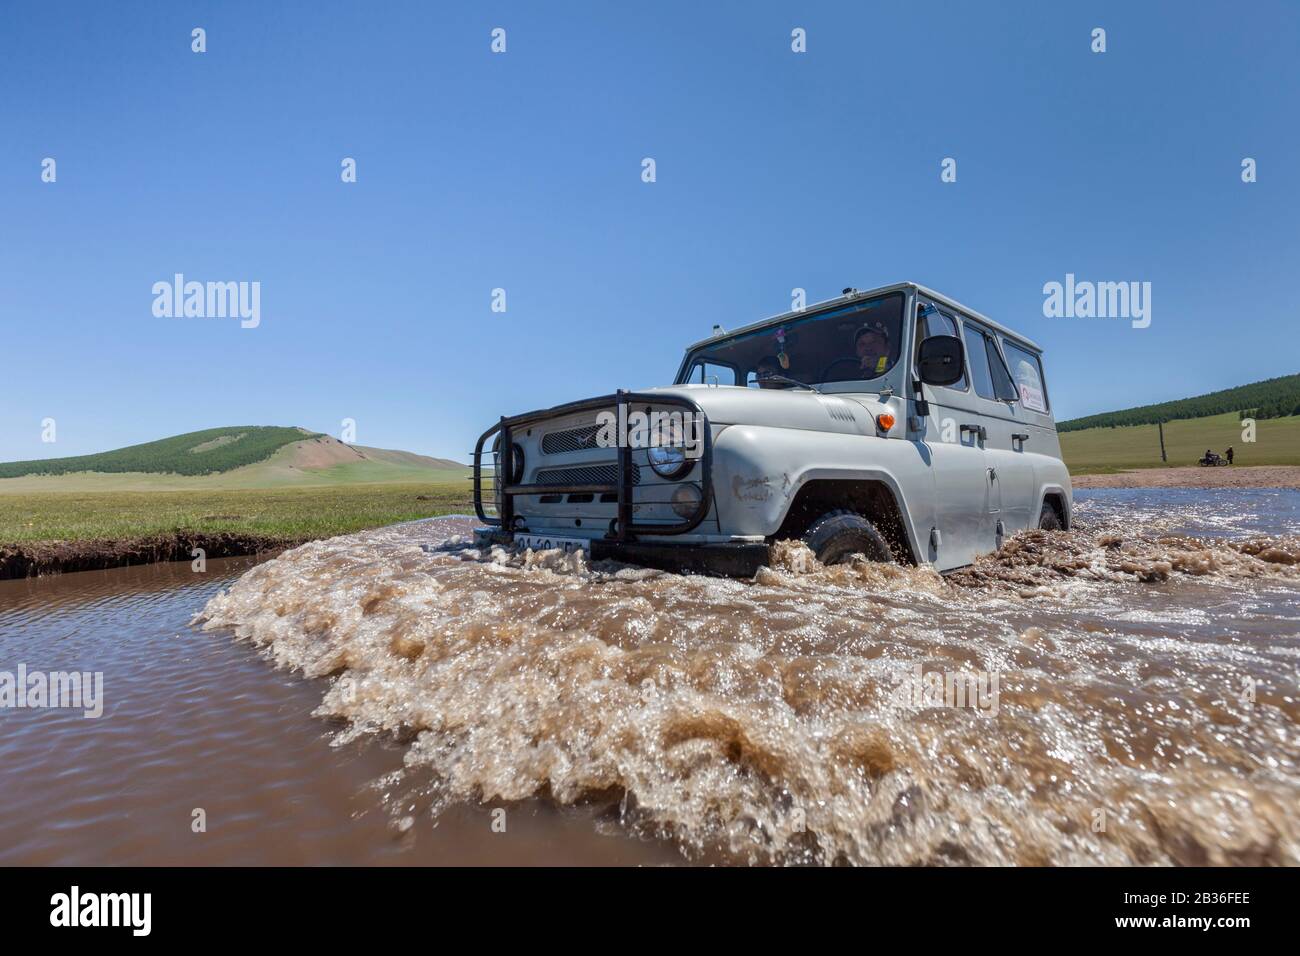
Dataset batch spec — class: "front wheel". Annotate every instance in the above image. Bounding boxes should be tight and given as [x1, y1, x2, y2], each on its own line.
[803, 510, 894, 565]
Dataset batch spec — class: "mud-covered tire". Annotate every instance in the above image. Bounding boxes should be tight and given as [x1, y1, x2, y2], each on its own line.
[803, 510, 893, 565]
[1038, 503, 1062, 531]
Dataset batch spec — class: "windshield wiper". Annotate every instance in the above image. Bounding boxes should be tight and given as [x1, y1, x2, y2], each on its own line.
[764, 374, 822, 393]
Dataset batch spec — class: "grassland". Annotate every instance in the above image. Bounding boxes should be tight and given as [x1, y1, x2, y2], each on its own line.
[0, 479, 488, 577]
[0, 481, 478, 545]
[0, 426, 479, 575]
[0, 459, 468, 493]
[1061, 412, 1300, 474]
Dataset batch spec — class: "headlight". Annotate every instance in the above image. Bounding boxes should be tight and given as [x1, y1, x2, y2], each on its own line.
[492, 438, 525, 484]
[648, 444, 693, 480]
[670, 482, 703, 519]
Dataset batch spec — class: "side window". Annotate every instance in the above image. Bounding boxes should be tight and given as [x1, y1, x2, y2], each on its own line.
[962, 322, 1019, 402]
[986, 335, 1019, 402]
[961, 324, 997, 399]
[1002, 339, 1050, 412]
[915, 305, 967, 390]
[692, 361, 736, 386]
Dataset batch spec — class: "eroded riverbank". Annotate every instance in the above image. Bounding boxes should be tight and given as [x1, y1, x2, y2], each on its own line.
[1071, 465, 1300, 490]
[0, 531, 300, 580]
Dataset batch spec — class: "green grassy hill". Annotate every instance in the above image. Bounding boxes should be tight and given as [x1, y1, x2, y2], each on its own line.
[0, 426, 319, 478]
[0, 428, 468, 492]
[1058, 373, 1300, 432]
[1061, 411, 1300, 474]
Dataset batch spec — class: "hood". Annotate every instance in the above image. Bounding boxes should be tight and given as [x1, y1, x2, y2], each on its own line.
[637, 383, 884, 436]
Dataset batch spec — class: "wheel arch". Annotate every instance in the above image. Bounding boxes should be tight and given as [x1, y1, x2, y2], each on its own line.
[1039, 485, 1071, 530]
[772, 474, 921, 565]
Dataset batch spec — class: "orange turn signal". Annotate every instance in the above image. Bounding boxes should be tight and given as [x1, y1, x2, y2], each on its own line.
[876, 413, 896, 432]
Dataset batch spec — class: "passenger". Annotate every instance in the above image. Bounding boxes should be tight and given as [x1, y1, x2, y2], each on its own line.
[854, 322, 892, 378]
[1226, 446, 1234, 465]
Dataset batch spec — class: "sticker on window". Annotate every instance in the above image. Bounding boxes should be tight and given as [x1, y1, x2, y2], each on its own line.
[1010, 359, 1047, 412]
[1018, 382, 1047, 412]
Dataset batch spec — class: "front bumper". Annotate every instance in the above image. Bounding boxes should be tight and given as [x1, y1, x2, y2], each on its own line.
[473, 389, 714, 541]
[475, 528, 770, 577]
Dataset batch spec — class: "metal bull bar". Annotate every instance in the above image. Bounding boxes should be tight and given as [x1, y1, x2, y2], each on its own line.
[472, 390, 712, 542]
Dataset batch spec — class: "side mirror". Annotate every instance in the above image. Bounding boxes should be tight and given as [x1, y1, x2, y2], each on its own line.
[918, 335, 965, 387]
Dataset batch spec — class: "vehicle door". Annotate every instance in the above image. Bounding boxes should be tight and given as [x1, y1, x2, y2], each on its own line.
[956, 317, 1034, 544]
[997, 336, 1057, 530]
[910, 299, 990, 569]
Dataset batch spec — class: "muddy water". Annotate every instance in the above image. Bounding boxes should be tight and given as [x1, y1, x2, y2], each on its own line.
[4, 492, 1299, 865]
[0, 538, 684, 866]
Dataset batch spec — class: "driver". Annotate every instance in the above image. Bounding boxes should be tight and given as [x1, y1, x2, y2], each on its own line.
[854, 321, 892, 378]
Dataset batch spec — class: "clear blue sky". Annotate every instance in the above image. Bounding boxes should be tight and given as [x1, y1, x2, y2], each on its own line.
[3, 1, 1297, 462]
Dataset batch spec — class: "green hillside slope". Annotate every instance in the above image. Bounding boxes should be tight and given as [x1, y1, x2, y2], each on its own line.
[1058, 373, 1300, 432]
[352, 446, 464, 470]
[0, 426, 319, 478]
[0, 433, 467, 493]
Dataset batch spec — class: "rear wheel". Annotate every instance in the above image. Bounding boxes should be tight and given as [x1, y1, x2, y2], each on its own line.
[1038, 503, 1062, 530]
[803, 510, 894, 565]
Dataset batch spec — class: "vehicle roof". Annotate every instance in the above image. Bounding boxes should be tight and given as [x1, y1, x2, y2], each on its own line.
[683, 281, 1044, 354]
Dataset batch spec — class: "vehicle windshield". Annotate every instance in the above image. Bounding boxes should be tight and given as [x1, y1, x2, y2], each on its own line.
[678, 293, 906, 389]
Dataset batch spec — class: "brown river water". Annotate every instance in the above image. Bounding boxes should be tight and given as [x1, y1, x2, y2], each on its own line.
[2, 489, 1298, 866]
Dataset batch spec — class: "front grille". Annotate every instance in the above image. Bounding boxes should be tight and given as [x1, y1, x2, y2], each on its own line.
[534, 463, 641, 486]
[540, 423, 604, 455]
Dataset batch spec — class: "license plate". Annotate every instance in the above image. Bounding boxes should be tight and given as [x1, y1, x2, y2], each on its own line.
[515, 533, 588, 554]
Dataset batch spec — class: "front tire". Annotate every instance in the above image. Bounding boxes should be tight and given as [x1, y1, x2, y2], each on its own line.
[803, 510, 894, 565]
[1038, 503, 1062, 530]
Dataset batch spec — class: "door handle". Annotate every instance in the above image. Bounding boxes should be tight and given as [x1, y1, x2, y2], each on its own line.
[960, 423, 987, 441]
[1011, 432, 1029, 450]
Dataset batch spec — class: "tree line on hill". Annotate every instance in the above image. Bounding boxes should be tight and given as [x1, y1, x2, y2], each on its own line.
[1058, 373, 1300, 432]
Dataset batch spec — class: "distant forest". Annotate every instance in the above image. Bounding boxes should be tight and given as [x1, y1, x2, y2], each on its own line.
[1058, 373, 1300, 432]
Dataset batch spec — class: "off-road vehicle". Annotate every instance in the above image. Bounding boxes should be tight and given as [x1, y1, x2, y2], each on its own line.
[473, 282, 1072, 575]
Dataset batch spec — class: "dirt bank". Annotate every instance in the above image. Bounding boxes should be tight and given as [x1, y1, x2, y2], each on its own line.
[0, 531, 303, 579]
[1072, 465, 1300, 490]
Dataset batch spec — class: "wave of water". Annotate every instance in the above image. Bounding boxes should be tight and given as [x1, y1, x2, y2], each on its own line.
[197, 497, 1300, 865]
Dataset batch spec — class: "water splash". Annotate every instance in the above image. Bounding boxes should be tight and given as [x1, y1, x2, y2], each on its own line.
[197, 505, 1300, 865]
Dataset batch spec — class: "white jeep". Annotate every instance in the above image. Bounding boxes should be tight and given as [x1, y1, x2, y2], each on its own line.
[473, 282, 1072, 575]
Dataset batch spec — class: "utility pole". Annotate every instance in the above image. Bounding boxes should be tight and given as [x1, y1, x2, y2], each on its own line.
[1158, 421, 1167, 463]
